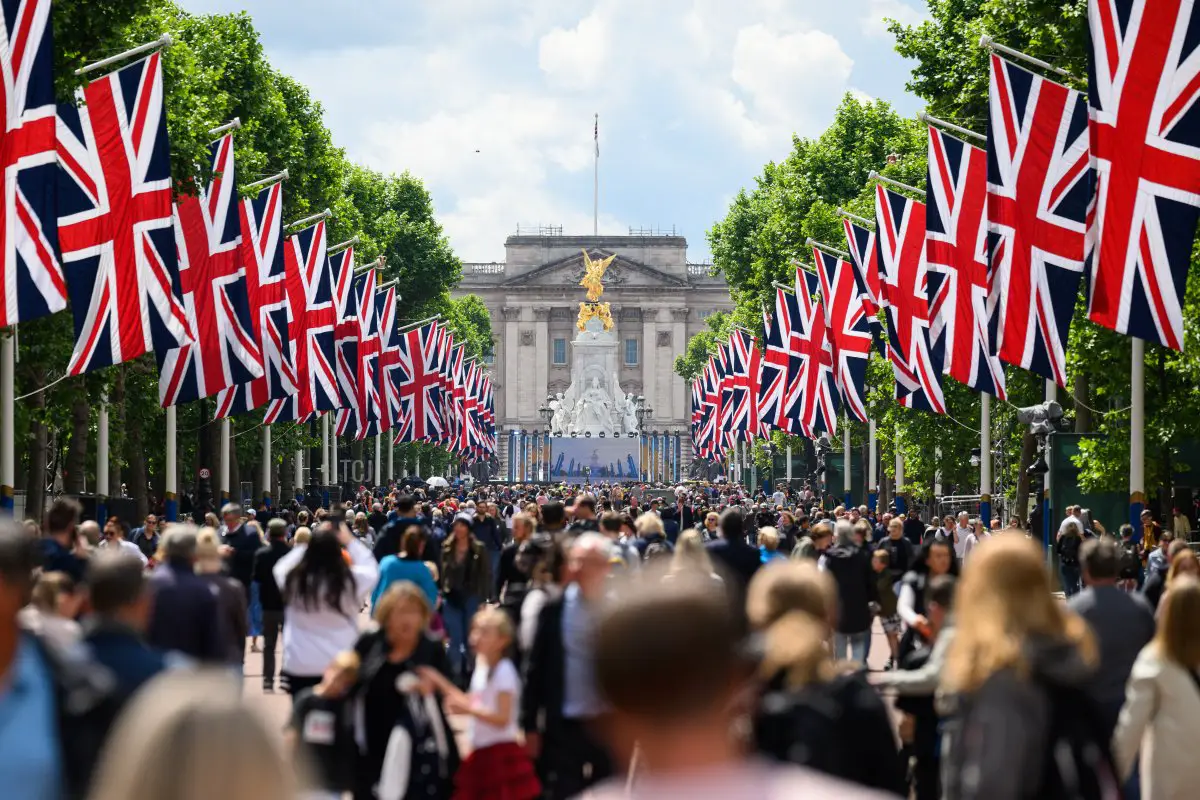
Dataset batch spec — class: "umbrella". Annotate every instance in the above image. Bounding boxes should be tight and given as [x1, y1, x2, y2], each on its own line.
[426, 476, 449, 488]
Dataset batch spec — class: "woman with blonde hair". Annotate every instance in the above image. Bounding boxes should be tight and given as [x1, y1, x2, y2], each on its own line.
[1113, 575, 1200, 799]
[666, 529, 722, 586]
[88, 671, 296, 800]
[941, 533, 1115, 800]
[747, 560, 905, 794]
[195, 528, 248, 669]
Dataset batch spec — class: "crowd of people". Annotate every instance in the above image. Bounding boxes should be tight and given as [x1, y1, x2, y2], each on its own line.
[1, 479, 1196, 800]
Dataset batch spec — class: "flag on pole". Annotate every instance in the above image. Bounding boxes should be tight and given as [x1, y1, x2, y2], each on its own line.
[58, 52, 191, 374]
[841, 218, 887, 356]
[791, 268, 840, 437]
[986, 54, 1088, 386]
[725, 329, 761, 441]
[157, 133, 264, 406]
[0, 0, 63, 327]
[392, 321, 444, 444]
[1086, 0, 1200, 350]
[814, 248, 872, 422]
[925, 125, 1006, 398]
[373, 285, 399, 435]
[330, 245, 357, 412]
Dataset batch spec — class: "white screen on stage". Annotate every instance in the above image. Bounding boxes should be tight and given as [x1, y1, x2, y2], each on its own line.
[548, 437, 641, 483]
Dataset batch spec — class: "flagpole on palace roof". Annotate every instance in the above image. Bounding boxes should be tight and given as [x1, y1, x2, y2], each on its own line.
[242, 169, 289, 192]
[593, 113, 599, 236]
[869, 170, 926, 198]
[836, 207, 874, 228]
[75, 33, 173, 76]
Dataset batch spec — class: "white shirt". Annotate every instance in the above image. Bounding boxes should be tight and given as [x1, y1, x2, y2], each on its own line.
[100, 537, 148, 565]
[468, 657, 521, 750]
[1058, 514, 1083, 536]
[953, 525, 972, 558]
[273, 537, 379, 677]
[772, 491, 786, 508]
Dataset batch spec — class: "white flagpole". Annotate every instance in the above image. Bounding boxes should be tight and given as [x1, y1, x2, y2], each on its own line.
[218, 418, 230, 504]
[593, 112, 599, 236]
[321, 415, 330, 487]
[1043, 379, 1056, 547]
[165, 406, 178, 521]
[293, 448, 303, 501]
[785, 442, 793, 484]
[0, 330, 12, 514]
[375, 434, 382, 486]
[97, 395, 109, 521]
[894, 422, 906, 515]
[261, 424, 272, 508]
[331, 427, 337, 487]
[980, 395, 992, 526]
[843, 415, 852, 507]
[868, 418, 878, 512]
[387, 438, 394, 484]
[1130, 339, 1145, 530]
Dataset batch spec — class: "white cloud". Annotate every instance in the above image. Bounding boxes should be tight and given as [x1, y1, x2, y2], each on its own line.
[861, 0, 928, 38]
[538, 11, 610, 89]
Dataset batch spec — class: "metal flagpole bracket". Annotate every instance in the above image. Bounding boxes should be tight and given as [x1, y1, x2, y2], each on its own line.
[208, 117, 242, 137]
[978, 33, 1076, 80]
[771, 280, 796, 294]
[327, 235, 359, 255]
[836, 207, 875, 228]
[789, 258, 817, 275]
[286, 208, 332, 231]
[76, 34, 174, 76]
[241, 168, 288, 192]
[377, 280, 398, 291]
[354, 255, 385, 274]
[869, 170, 926, 198]
[806, 237, 851, 259]
[918, 112, 986, 143]
[396, 313, 441, 334]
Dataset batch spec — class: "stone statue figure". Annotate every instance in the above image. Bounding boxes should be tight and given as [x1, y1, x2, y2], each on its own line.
[622, 393, 639, 435]
[576, 376, 613, 435]
[549, 393, 567, 436]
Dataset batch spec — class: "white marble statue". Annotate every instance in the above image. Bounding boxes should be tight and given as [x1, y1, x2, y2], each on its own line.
[575, 376, 614, 435]
[549, 393, 568, 436]
[621, 392, 639, 435]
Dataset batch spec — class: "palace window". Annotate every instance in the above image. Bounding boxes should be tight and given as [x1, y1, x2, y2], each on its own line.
[552, 338, 567, 365]
[624, 338, 639, 365]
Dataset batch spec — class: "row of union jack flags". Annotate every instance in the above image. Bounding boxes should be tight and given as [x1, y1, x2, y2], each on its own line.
[0, 6, 493, 459]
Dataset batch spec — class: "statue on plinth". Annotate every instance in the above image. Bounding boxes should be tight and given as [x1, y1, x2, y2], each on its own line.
[575, 376, 615, 436]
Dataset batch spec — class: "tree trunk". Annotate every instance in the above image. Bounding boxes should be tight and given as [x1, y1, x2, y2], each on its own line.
[1073, 373, 1092, 433]
[23, 365, 48, 523]
[228, 419, 241, 504]
[126, 413, 149, 520]
[63, 392, 90, 495]
[109, 366, 125, 497]
[280, 450, 293, 502]
[1014, 431, 1038, 528]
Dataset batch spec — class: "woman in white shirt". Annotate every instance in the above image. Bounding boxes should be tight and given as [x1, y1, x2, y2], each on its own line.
[274, 522, 379, 699]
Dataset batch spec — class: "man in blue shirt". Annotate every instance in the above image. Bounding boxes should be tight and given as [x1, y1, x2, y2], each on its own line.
[83, 550, 168, 705]
[39, 498, 86, 585]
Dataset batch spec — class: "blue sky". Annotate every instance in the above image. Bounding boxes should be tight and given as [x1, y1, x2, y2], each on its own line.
[180, 0, 928, 262]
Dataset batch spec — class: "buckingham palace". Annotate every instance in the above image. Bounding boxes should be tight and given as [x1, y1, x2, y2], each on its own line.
[454, 229, 735, 475]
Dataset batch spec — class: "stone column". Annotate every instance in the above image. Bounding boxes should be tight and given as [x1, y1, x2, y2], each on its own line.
[534, 307, 551, 419]
[642, 312, 657, 422]
[502, 306, 520, 426]
[671, 308, 689, 422]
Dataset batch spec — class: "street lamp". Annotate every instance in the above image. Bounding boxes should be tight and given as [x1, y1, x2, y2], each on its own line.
[537, 394, 554, 431]
[634, 395, 653, 428]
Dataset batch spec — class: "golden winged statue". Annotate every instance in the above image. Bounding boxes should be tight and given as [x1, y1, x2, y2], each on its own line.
[579, 249, 616, 302]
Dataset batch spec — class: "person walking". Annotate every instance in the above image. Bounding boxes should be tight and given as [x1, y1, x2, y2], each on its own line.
[706, 507, 761, 590]
[1112, 575, 1200, 800]
[253, 518, 291, 693]
[897, 537, 957, 661]
[273, 522, 379, 699]
[373, 526, 439, 612]
[147, 525, 226, 664]
[1056, 520, 1085, 596]
[822, 520, 878, 666]
[195, 529, 248, 673]
[440, 515, 492, 684]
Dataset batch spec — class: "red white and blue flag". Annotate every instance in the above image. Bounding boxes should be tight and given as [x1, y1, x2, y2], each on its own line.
[329, 245, 357, 413]
[814, 248, 872, 422]
[841, 218, 886, 357]
[986, 54, 1089, 386]
[725, 329, 761, 441]
[57, 52, 191, 374]
[352, 268, 381, 439]
[875, 183, 946, 413]
[372, 284, 399, 436]
[757, 288, 794, 435]
[925, 125, 1007, 399]
[792, 268, 840, 437]
[157, 133, 263, 406]
[392, 320, 444, 444]
[214, 179, 292, 418]
[1086, 0, 1200, 350]
[0, 0, 63, 327]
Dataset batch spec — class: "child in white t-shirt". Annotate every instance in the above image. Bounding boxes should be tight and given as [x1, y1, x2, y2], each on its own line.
[420, 607, 540, 799]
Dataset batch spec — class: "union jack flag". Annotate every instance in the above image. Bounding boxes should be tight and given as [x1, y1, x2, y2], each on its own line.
[791, 268, 840, 437]
[1087, 0, 1200, 350]
[58, 52, 191, 374]
[814, 248, 872, 422]
[841, 218, 887, 356]
[757, 290, 792, 434]
[392, 320, 444, 444]
[329, 245, 357, 412]
[449, 343, 467, 454]
[371, 285, 398, 436]
[724, 329, 761, 440]
[704, 353, 728, 459]
[264, 221, 335, 422]
[691, 378, 704, 455]
[0, 0, 63, 327]
[353, 268, 381, 438]
[875, 183, 946, 413]
[334, 265, 373, 439]
[460, 359, 483, 458]
[987, 54, 1089, 386]
[214, 179, 292, 419]
[157, 134, 263, 406]
[925, 125, 1007, 398]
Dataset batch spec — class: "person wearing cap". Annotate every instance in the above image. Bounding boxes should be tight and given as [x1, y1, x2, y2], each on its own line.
[566, 495, 600, 535]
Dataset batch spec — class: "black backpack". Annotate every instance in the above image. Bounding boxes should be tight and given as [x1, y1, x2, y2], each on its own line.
[1033, 685, 1122, 800]
[1058, 534, 1082, 566]
[1119, 542, 1141, 579]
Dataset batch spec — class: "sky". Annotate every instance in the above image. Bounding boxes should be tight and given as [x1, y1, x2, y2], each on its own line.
[179, 0, 928, 262]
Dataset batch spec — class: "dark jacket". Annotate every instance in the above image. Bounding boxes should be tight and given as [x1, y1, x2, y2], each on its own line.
[566, 517, 600, 536]
[903, 516, 925, 546]
[521, 594, 567, 734]
[28, 632, 121, 800]
[821, 545, 879, 634]
[754, 669, 907, 796]
[706, 537, 762, 589]
[146, 560, 225, 663]
[83, 619, 168, 705]
[221, 524, 260, 589]
[472, 515, 504, 551]
[373, 516, 425, 561]
[252, 540, 292, 612]
[879, 535, 916, 583]
[439, 536, 491, 602]
[131, 530, 160, 561]
[39, 537, 86, 584]
[200, 573, 248, 665]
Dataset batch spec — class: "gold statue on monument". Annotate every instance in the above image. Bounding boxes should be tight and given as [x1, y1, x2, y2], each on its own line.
[577, 249, 616, 331]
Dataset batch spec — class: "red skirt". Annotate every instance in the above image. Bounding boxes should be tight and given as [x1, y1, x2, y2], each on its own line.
[453, 741, 541, 800]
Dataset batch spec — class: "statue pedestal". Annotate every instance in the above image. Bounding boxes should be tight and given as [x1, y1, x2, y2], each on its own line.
[549, 318, 638, 437]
